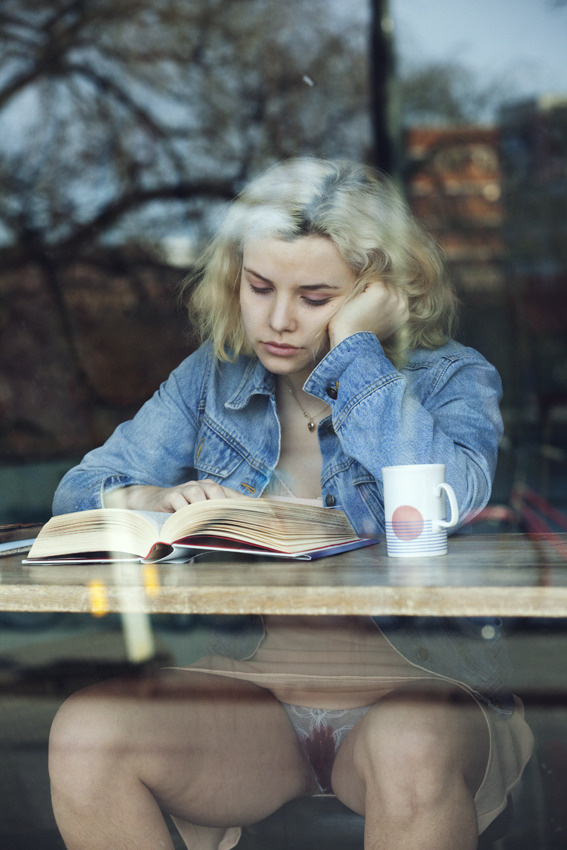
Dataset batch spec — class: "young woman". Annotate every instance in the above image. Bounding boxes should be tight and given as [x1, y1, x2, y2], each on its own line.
[49, 158, 532, 850]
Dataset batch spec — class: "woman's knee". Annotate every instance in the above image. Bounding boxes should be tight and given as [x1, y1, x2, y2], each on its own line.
[49, 681, 140, 801]
[350, 688, 487, 803]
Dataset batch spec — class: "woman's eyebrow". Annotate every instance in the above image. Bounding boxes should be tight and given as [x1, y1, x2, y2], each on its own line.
[243, 267, 340, 290]
[243, 267, 272, 284]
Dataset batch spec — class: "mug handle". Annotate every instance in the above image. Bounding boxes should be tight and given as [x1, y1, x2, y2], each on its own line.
[433, 482, 459, 530]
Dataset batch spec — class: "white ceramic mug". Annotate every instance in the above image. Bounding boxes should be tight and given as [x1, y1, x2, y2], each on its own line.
[382, 464, 459, 557]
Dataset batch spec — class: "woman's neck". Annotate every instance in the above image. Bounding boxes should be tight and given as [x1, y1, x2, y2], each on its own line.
[276, 370, 306, 398]
[270, 370, 329, 499]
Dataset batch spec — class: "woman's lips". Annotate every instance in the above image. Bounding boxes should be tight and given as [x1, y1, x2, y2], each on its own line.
[261, 341, 301, 357]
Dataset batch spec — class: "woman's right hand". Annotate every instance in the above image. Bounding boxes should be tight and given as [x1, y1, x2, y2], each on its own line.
[104, 479, 244, 512]
[328, 281, 409, 349]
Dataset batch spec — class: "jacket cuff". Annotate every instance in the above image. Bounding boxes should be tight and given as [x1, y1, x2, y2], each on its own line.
[304, 333, 400, 407]
[100, 474, 141, 507]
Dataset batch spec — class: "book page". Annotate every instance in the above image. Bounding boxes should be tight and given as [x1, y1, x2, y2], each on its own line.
[28, 509, 160, 559]
[159, 497, 359, 553]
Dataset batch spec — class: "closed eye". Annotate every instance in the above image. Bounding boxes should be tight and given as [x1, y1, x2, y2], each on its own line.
[249, 283, 272, 296]
[249, 284, 330, 307]
[302, 295, 332, 307]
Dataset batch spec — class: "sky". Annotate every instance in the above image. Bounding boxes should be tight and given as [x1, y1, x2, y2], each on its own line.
[391, 0, 567, 101]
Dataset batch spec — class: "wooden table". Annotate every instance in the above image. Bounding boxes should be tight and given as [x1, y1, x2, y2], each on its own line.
[1, 528, 567, 618]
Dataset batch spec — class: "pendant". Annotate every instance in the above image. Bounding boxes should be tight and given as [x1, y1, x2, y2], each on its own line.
[307, 420, 316, 432]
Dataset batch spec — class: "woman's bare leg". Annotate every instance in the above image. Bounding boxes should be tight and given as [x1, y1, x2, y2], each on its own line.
[49, 671, 317, 849]
[330, 683, 489, 850]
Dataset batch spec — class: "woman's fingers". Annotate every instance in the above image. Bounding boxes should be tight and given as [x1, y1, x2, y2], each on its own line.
[105, 481, 246, 512]
[161, 479, 244, 511]
[329, 281, 409, 347]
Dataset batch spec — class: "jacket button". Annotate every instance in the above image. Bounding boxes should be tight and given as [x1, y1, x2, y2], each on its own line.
[417, 647, 429, 661]
[325, 494, 336, 507]
[326, 383, 338, 400]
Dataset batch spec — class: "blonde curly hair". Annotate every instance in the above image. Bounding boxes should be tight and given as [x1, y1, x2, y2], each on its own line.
[182, 157, 458, 368]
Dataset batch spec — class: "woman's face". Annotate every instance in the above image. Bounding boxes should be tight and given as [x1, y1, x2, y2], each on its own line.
[239, 235, 356, 380]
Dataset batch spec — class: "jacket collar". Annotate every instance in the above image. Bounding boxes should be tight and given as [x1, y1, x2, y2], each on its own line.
[225, 356, 275, 409]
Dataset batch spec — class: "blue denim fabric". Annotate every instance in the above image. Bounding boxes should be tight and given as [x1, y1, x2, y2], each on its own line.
[53, 333, 512, 715]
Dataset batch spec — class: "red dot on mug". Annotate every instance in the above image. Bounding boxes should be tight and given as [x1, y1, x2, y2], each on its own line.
[392, 505, 424, 540]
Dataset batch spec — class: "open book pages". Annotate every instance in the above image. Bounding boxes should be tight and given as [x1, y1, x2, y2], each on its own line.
[25, 498, 378, 563]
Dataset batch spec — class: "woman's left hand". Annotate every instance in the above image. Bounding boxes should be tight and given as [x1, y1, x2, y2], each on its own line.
[328, 281, 409, 349]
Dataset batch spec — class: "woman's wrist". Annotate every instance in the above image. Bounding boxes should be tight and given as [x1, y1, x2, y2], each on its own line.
[328, 328, 348, 350]
[104, 484, 159, 510]
[328, 321, 359, 349]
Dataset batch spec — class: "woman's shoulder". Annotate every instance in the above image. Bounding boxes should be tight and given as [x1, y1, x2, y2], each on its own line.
[170, 340, 260, 398]
[403, 340, 502, 399]
[171, 340, 240, 378]
[404, 339, 495, 371]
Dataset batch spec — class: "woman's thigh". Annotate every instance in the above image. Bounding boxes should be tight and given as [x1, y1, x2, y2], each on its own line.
[49, 670, 318, 826]
[329, 682, 490, 816]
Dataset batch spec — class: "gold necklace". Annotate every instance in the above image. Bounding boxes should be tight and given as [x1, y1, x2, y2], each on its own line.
[284, 378, 328, 432]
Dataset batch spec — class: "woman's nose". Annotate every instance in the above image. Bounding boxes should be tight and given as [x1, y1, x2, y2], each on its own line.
[269, 296, 297, 332]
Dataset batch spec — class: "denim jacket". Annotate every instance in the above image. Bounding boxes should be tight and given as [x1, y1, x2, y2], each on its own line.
[53, 332, 513, 715]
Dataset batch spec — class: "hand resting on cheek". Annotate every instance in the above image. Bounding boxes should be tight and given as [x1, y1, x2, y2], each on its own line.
[328, 281, 409, 349]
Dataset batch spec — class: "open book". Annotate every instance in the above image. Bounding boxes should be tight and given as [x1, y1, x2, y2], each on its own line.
[24, 498, 378, 563]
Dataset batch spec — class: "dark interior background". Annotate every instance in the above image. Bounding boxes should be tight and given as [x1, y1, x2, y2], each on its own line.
[1, 0, 566, 522]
